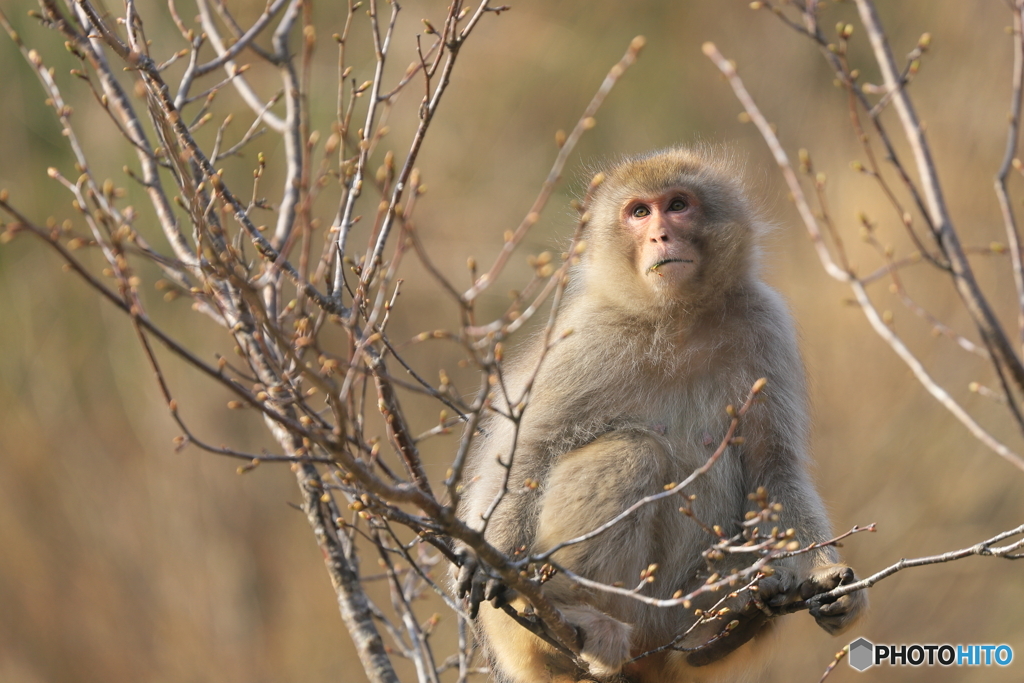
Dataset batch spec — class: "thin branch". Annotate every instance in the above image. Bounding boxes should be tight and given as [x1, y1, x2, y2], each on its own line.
[704, 41, 1024, 472]
[357, 1, 492, 299]
[800, 524, 1024, 604]
[996, 1, 1024, 355]
[331, 0, 400, 291]
[1, 202, 311, 437]
[849, 279, 1024, 471]
[190, 0, 286, 131]
[703, 42, 849, 283]
[270, 0, 304, 249]
[195, 0, 288, 77]
[463, 35, 647, 301]
[818, 647, 848, 683]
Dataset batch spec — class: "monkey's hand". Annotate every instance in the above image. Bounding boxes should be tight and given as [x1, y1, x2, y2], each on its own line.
[799, 564, 867, 635]
[454, 548, 514, 618]
[755, 565, 803, 611]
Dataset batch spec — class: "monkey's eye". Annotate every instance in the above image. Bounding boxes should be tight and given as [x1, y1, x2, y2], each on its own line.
[631, 205, 651, 218]
[668, 197, 688, 211]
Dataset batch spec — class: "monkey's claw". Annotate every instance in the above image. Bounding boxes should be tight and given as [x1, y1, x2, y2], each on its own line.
[686, 567, 802, 667]
[454, 548, 512, 618]
[454, 549, 477, 597]
[485, 577, 512, 608]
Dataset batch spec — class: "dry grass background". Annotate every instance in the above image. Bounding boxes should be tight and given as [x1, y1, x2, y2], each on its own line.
[0, 1, 1022, 681]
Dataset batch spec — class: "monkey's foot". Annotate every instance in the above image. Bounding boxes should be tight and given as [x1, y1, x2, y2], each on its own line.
[685, 610, 770, 667]
[561, 605, 633, 679]
[685, 568, 799, 667]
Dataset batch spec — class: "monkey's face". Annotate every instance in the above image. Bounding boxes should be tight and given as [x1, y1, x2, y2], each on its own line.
[580, 147, 756, 313]
[621, 188, 703, 291]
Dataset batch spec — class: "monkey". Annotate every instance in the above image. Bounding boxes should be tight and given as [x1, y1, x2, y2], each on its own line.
[453, 146, 867, 683]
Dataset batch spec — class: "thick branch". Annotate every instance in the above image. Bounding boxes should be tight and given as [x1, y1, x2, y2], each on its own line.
[276, 426, 400, 683]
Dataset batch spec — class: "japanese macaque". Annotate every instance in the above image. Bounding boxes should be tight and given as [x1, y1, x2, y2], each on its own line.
[454, 147, 866, 683]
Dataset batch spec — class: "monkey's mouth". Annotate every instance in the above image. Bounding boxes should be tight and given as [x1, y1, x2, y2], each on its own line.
[647, 259, 693, 275]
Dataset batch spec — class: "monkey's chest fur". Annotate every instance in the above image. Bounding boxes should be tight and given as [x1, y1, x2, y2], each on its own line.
[473, 320, 757, 645]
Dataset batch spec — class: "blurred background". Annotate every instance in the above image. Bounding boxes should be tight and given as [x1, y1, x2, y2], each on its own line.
[1, 1, 1022, 681]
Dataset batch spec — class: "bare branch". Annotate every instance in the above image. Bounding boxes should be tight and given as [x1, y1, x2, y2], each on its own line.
[996, 1, 1024, 354]
[803, 524, 1024, 604]
[463, 35, 647, 302]
[704, 41, 1024, 472]
[855, 0, 1024, 398]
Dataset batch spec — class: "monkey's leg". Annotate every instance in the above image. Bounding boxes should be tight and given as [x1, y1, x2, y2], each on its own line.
[478, 431, 671, 682]
[536, 431, 677, 679]
[476, 600, 579, 683]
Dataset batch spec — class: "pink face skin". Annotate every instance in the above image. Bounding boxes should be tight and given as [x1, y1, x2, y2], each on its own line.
[621, 188, 701, 289]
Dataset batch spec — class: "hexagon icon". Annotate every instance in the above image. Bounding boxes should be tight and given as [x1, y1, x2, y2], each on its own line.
[848, 638, 874, 672]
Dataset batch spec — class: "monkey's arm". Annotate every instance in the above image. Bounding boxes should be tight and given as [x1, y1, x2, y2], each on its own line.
[452, 499, 531, 618]
[687, 427, 866, 668]
[452, 424, 543, 618]
[741, 412, 868, 637]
